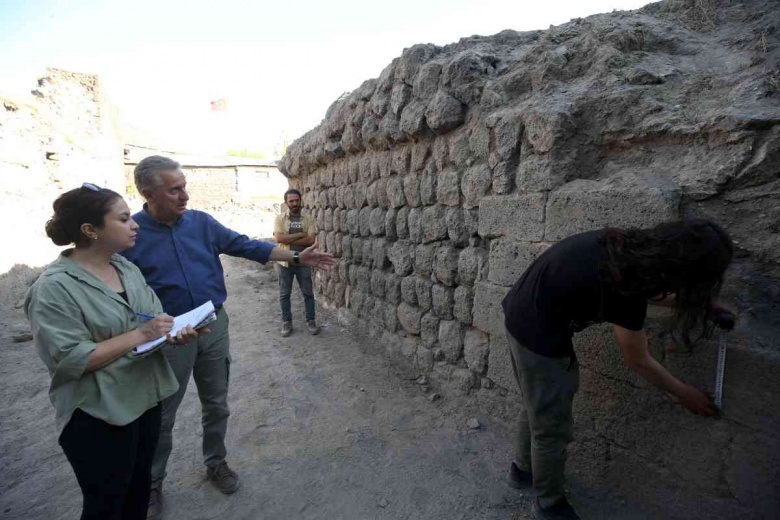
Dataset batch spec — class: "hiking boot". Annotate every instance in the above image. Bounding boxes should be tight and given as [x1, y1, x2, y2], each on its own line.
[146, 487, 163, 519]
[531, 497, 580, 520]
[307, 320, 320, 335]
[206, 460, 240, 494]
[281, 321, 292, 337]
[507, 461, 533, 489]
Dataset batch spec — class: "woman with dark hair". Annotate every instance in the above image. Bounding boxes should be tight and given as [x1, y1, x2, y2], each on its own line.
[501, 218, 735, 520]
[24, 184, 198, 520]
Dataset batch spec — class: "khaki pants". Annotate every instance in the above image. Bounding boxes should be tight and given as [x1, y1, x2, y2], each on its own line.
[505, 328, 579, 507]
[151, 307, 231, 488]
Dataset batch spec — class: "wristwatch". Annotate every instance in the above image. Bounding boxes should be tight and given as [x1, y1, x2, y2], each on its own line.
[292, 251, 301, 265]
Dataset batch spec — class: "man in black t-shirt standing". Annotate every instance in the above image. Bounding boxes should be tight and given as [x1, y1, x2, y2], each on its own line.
[501, 219, 734, 520]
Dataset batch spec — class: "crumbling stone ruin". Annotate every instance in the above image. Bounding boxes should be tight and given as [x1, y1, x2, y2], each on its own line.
[0, 68, 125, 272]
[280, 1, 780, 517]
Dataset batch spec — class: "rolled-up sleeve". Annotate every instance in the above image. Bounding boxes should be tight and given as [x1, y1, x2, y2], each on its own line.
[27, 293, 96, 384]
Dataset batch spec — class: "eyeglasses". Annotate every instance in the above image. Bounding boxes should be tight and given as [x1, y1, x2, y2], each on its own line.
[82, 182, 101, 192]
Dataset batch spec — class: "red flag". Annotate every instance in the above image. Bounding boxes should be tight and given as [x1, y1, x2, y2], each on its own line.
[210, 99, 228, 111]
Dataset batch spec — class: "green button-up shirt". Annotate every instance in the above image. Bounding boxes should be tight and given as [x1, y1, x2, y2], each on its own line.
[24, 251, 179, 433]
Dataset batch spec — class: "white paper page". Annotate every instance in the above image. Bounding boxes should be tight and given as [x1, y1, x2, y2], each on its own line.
[133, 301, 216, 355]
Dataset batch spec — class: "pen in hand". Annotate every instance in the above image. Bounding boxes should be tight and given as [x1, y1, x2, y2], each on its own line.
[136, 312, 156, 320]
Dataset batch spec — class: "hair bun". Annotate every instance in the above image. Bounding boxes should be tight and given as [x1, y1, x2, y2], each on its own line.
[45, 217, 73, 246]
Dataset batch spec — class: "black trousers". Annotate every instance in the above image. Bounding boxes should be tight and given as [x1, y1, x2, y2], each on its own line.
[59, 405, 162, 520]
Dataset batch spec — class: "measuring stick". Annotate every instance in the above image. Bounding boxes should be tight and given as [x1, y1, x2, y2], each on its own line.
[714, 330, 727, 408]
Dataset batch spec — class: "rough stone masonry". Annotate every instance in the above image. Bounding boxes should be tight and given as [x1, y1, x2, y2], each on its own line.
[280, 1, 780, 518]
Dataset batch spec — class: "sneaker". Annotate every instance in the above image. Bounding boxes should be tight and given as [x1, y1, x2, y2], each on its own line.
[146, 487, 163, 519]
[307, 320, 320, 335]
[206, 460, 240, 494]
[531, 497, 580, 520]
[281, 321, 292, 337]
[507, 462, 533, 489]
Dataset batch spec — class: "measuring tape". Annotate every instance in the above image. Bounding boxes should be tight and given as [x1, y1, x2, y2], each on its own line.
[714, 330, 727, 408]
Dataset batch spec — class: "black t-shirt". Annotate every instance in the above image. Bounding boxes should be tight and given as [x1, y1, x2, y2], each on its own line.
[502, 229, 647, 358]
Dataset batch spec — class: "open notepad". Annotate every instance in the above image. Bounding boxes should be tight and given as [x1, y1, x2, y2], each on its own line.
[132, 301, 217, 357]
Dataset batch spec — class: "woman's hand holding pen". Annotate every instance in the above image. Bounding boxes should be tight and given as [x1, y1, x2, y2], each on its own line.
[136, 313, 203, 345]
[138, 314, 174, 340]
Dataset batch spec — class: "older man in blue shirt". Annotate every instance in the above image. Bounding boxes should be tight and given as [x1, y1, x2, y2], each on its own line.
[122, 155, 332, 519]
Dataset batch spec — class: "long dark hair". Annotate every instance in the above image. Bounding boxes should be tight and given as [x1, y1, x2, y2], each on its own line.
[602, 218, 733, 348]
[45, 185, 122, 247]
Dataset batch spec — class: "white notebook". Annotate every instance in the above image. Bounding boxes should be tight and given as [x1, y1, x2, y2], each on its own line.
[132, 301, 216, 357]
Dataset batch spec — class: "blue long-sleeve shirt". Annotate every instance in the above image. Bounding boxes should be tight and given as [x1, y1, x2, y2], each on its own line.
[122, 207, 274, 316]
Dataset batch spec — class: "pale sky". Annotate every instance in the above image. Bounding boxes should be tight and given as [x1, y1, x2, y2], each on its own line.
[0, 0, 652, 156]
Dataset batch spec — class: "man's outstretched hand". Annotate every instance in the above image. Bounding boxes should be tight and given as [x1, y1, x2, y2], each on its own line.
[300, 242, 335, 269]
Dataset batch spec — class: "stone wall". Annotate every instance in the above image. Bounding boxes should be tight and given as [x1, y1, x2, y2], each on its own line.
[281, 1, 780, 518]
[0, 68, 125, 272]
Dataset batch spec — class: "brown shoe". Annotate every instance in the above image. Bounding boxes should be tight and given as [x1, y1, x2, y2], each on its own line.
[206, 460, 240, 494]
[146, 487, 163, 519]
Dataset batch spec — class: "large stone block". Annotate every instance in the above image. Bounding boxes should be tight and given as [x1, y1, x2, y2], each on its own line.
[420, 164, 438, 205]
[396, 207, 410, 239]
[421, 312, 440, 348]
[401, 276, 417, 305]
[388, 240, 414, 276]
[439, 320, 463, 363]
[416, 278, 433, 312]
[397, 302, 423, 335]
[434, 245, 460, 286]
[421, 205, 448, 243]
[372, 239, 389, 269]
[352, 237, 363, 263]
[384, 208, 398, 240]
[399, 100, 428, 136]
[454, 285, 474, 325]
[323, 208, 333, 231]
[413, 61, 442, 101]
[385, 273, 402, 304]
[472, 282, 509, 336]
[411, 142, 430, 173]
[386, 177, 406, 208]
[383, 302, 398, 332]
[446, 208, 478, 247]
[358, 207, 372, 237]
[545, 180, 681, 241]
[436, 168, 461, 207]
[403, 174, 421, 208]
[341, 235, 352, 260]
[488, 240, 547, 287]
[332, 208, 343, 232]
[375, 178, 389, 209]
[354, 182, 367, 208]
[464, 328, 489, 374]
[347, 209, 359, 236]
[362, 239, 374, 269]
[408, 207, 423, 243]
[432, 284, 454, 320]
[366, 180, 378, 207]
[414, 244, 436, 276]
[487, 333, 516, 392]
[425, 90, 466, 134]
[478, 194, 546, 241]
[461, 163, 492, 209]
[458, 246, 489, 287]
[371, 270, 386, 298]
[369, 208, 386, 236]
